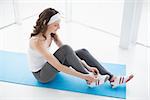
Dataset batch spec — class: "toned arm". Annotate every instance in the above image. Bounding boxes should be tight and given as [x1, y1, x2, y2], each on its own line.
[31, 38, 90, 81]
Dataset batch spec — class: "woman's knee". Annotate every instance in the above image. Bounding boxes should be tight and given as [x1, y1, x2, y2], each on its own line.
[61, 45, 74, 53]
[76, 48, 88, 54]
[81, 48, 88, 52]
[61, 44, 72, 49]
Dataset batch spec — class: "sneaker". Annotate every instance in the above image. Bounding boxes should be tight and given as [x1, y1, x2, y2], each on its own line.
[110, 74, 134, 88]
[87, 73, 109, 88]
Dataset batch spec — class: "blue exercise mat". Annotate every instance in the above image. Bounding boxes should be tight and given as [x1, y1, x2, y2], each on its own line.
[0, 50, 126, 99]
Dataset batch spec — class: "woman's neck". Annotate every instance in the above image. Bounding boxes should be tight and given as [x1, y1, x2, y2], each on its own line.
[37, 32, 51, 38]
[45, 29, 53, 37]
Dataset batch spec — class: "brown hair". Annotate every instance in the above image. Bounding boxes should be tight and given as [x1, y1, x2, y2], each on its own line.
[30, 8, 59, 40]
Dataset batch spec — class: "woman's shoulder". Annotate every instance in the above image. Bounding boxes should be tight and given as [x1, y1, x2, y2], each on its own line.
[29, 36, 45, 49]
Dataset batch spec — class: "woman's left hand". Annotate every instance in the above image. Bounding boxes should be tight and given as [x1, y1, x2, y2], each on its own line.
[88, 67, 99, 76]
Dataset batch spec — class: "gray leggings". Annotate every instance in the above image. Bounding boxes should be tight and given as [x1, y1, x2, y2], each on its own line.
[32, 45, 113, 83]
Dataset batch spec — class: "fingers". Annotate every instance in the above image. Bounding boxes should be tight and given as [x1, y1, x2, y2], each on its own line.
[90, 76, 97, 83]
[91, 68, 99, 75]
[95, 68, 99, 74]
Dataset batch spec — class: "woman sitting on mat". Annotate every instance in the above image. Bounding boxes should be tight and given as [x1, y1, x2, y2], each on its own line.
[27, 8, 133, 88]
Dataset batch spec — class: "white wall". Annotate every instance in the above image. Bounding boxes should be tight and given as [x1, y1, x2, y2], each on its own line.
[0, 0, 66, 28]
[0, 0, 67, 53]
[71, 0, 124, 36]
[137, 0, 149, 46]
[0, 0, 149, 52]
[0, 0, 15, 28]
[17, 0, 66, 20]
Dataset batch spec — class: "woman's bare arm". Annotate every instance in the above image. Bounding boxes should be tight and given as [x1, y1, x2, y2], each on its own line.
[31, 39, 95, 81]
[80, 60, 91, 70]
[81, 60, 99, 75]
[51, 33, 63, 48]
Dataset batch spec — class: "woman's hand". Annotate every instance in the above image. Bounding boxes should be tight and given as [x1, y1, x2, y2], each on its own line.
[51, 33, 63, 47]
[88, 67, 99, 76]
[51, 33, 58, 40]
[81, 60, 99, 76]
[83, 73, 97, 83]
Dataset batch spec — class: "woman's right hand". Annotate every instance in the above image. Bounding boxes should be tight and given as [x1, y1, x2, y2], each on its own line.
[83, 73, 97, 83]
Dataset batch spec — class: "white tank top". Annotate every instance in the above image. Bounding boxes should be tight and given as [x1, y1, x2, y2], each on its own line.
[27, 45, 47, 72]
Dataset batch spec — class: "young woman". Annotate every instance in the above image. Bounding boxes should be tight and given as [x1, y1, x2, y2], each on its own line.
[28, 8, 133, 88]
